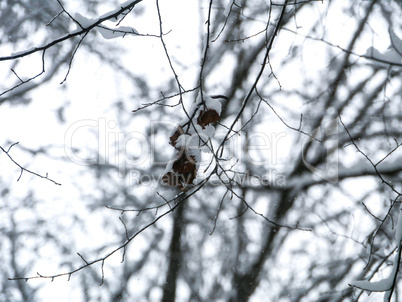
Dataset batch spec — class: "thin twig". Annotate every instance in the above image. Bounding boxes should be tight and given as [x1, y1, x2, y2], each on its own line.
[0, 143, 61, 185]
[0, 51, 47, 98]
[60, 32, 88, 84]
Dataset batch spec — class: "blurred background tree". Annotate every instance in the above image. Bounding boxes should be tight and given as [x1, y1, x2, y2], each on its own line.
[0, 0, 401, 301]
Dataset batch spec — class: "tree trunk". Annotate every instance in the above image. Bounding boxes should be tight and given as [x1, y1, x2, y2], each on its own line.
[161, 201, 186, 302]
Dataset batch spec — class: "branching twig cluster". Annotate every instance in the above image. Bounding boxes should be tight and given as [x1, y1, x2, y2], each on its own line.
[0, 0, 146, 99]
[340, 115, 402, 301]
[0, 142, 61, 186]
[5, 3, 400, 300]
[6, 0, 306, 284]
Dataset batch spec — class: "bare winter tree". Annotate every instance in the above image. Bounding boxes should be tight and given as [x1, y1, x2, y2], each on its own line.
[1, 0, 402, 301]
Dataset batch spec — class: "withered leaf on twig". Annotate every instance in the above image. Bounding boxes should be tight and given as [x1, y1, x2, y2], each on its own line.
[162, 152, 197, 189]
[162, 171, 180, 187]
[197, 108, 220, 129]
[173, 154, 196, 175]
[169, 125, 183, 147]
[164, 101, 221, 189]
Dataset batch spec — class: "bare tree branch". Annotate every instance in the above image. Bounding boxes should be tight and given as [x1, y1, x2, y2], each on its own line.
[0, 142, 61, 185]
[0, 0, 144, 62]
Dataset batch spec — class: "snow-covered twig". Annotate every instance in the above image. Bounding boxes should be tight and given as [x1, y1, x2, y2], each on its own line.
[0, 0, 146, 99]
[341, 115, 402, 301]
[0, 0, 144, 62]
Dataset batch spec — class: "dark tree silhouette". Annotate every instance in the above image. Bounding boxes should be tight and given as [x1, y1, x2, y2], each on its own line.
[1, 0, 402, 301]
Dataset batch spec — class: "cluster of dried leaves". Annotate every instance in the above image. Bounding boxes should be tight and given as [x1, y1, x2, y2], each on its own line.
[162, 102, 221, 189]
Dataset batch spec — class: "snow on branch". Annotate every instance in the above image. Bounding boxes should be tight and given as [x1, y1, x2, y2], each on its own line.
[363, 29, 402, 67]
[350, 216, 402, 302]
[0, 0, 144, 62]
[0, 0, 152, 99]
[340, 115, 402, 302]
[73, 13, 139, 40]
